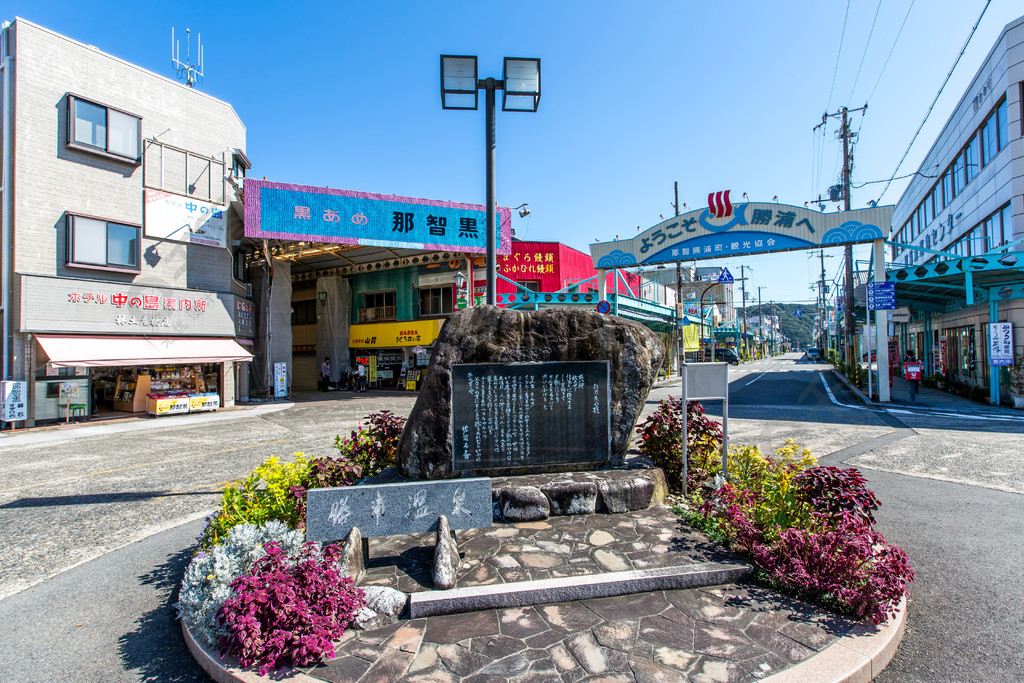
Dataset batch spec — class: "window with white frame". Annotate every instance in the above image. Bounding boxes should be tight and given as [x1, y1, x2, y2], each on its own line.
[66, 214, 140, 271]
[67, 95, 141, 162]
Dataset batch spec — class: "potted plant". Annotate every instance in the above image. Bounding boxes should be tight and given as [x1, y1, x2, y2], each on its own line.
[1009, 355, 1024, 409]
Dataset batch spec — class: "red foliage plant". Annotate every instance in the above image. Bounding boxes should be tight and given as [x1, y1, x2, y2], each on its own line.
[217, 542, 365, 675]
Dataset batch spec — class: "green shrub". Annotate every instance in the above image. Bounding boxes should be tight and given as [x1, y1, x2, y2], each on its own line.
[197, 453, 312, 550]
[635, 397, 722, 491]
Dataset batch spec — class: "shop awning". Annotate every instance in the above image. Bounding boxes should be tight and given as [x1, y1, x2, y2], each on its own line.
[35, 335, 253, 368]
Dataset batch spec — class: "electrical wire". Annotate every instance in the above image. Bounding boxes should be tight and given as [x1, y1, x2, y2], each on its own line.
[848, 0, 884, 104]
[826, 0, 853, 112]
[875, 0, 992, 203]
[866, 0, 917, 104]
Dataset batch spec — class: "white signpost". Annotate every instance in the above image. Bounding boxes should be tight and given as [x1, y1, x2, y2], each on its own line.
[274, 362, 288, 398]
[2, 381, 27, 423]
[682, 362, 730, 490]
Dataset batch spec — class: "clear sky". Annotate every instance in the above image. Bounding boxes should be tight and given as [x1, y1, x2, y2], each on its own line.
[5, 1, 1021, 307]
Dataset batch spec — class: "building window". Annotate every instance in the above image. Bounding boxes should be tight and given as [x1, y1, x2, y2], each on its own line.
[519, 281, 542, 292]
[952, 154, 965, 197]
[359, 291, 396, 322]
[418, 286, 454, 316]
[964, 135, 978, 184]
[940, 170, 951, 208]
[67, 95, 141, 162]
[291, 299, 316, 325]
[66, 214, 140, 271]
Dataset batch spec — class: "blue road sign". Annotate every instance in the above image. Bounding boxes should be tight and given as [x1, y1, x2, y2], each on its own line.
[794, 309, 803, 317]
[867, 281, 896, 311]
[717, 267, 734, 284]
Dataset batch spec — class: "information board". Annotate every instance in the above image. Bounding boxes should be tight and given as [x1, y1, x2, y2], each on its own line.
[451, 361, 610, 471]
[867, 282, 896, 311]
[2, 381, 27, 422]
[989, 322, 1013, 366]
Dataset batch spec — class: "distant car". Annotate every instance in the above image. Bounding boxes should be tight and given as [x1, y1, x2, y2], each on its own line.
[713, 347, 740, 365]
[806, 347, 821, 360]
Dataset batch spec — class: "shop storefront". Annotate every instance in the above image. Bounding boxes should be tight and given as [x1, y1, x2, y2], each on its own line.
[21, 276, 254, 424]
[348, 319, 442, 390]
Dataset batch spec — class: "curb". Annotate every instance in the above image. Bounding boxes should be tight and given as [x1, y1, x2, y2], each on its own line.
[762, 596, 908, 683]
[182, 594, 908, 683]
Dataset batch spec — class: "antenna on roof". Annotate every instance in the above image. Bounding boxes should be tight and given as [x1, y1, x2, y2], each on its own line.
[171, 27, 204, 87]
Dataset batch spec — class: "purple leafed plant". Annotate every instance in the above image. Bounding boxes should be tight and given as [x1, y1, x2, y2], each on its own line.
[217, 542, 365, 675]
[795, 465, 880, 526]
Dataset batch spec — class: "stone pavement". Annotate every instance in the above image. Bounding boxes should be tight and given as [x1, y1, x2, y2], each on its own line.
[184, 503, 903, 683]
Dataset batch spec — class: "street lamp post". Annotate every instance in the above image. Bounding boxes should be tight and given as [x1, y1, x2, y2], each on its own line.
[440, 55, 541, 305]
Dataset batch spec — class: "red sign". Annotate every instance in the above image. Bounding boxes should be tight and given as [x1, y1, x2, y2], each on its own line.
[904, 362, 923, 381]
[707, 190, 733, 218]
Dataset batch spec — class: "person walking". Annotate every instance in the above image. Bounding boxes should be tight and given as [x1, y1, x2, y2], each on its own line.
[356, 362, 367, 393]
[319, 357, 331, 392]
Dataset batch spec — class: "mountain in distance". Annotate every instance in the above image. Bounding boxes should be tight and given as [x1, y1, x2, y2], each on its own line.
[737, 302, 816, 347]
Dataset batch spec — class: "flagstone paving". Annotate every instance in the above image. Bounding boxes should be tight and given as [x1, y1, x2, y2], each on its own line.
[360, 505, 738, 593]
[299, 583, 858, 682]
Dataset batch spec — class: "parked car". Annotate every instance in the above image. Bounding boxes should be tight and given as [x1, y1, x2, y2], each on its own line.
[713, 347, 740, 365]
[806, 347, 821, 360]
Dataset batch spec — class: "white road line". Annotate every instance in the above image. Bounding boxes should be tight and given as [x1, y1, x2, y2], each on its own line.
[744, 373, 766, 386]
[818, 372, 868, 410]
[887, 408, 1023, 423]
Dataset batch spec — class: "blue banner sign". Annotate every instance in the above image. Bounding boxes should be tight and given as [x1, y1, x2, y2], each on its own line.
[243, 179, 511, 254]
[867, 281, 896, 311]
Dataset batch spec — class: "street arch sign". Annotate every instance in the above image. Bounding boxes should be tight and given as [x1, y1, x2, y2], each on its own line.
[589, 202, 893, 268]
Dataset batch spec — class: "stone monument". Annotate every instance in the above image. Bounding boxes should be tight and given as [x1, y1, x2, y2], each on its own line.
[397, 306, 665, 479]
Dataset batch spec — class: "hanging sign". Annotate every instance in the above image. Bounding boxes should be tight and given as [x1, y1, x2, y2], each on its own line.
[990, 322, 1013, 367]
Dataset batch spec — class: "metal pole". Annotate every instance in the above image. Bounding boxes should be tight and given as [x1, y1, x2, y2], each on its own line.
[675, 182, 682, 377]
[681, 371, 688, 493]
[484, 79, 497, 305]
[757, 286, 765, 357]
[740, 265, 748, 358]
[873, 238, 890, 401]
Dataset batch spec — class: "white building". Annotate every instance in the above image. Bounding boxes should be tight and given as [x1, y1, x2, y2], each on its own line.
[1, 19, 254, 426]
[888, 14, 1023, 401]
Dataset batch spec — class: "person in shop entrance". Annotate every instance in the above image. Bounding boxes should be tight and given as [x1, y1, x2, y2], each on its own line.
[356, 362, 367, 392]
[319, 357, 331, 392]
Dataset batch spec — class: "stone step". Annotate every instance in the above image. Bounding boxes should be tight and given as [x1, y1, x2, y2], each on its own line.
[407, 560, 750, 618]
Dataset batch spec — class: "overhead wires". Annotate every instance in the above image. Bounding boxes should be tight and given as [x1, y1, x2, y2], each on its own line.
[875, 0, 992, 203]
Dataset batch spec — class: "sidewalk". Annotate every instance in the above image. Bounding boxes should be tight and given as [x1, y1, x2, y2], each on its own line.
[835, 369, 1023, 419]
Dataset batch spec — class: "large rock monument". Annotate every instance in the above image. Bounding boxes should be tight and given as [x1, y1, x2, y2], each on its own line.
[397, 306, 665, 479]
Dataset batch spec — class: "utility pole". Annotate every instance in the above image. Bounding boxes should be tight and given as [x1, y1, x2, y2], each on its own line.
[816, 103, 866, 367]
[673, 181, 683, 375]
[757, 285, 766, 358]
[819, 249, 827, 350]
[770, 300, 775, 355]
[740, 265, 749, 358]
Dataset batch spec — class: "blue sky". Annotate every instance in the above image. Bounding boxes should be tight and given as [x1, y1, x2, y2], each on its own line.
[6, 1, 1021, 306]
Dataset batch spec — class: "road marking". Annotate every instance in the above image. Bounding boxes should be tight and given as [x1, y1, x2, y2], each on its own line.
[744, 373, 766, 386]
[886, 408, 1023, 423]
[818, 372, 868, 410]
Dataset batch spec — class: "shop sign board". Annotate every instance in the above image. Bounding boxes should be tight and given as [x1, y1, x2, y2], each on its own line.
[244, 178, 511, 255]
[451, 361, 611, 472]
[2, 381, 27, 421]
[274, 363, 288, 398]
[189, 394, 221, 412]
[20, 275, 248, 338]
[890, 307, 911, 323]
[591, 202, 893, 268]
[939, 336, 947, 374]
[989, 322, 1013, 366]
[151, 396, 190, 415]
[350, 320, 443, 348]
[144, 189, 227, 248]
[58, 382, 80, 400]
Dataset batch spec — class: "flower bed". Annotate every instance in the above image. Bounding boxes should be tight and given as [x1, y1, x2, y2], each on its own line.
[176, 410, 405, 673]
[636, 399, 914, 625]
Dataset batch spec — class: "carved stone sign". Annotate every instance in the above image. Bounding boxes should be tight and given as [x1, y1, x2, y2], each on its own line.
[451, 361, 611, 472]
[305, 478, 492, 541]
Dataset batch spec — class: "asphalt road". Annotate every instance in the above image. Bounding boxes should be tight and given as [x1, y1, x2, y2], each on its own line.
[0, 353, 1021, 681]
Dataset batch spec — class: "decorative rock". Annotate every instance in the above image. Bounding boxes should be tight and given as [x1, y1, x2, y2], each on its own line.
[433, 515, 460, 590]
[353, 585, 407, 630]
[500, 486, 550, 522]
[540, 481, 598, 516]
[338, 526, 364, 583]
[397, 306, 666, 479]
[597, 478, 655, 514]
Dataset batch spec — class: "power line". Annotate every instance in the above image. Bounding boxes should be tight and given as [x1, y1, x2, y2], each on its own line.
[875, 0, 992, 203]
[826, 0, 852, 111]
[848, 0, 884, 103]
[866, 0, 917, 103]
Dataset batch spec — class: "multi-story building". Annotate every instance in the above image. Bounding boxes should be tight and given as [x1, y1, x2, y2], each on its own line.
[888, 14, 1023, 400]
[1, 19, 254, 426]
